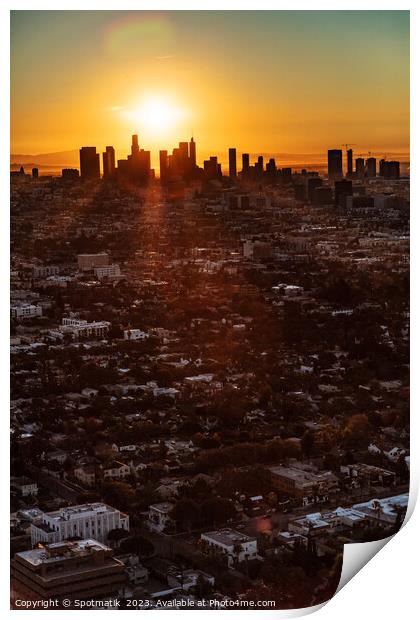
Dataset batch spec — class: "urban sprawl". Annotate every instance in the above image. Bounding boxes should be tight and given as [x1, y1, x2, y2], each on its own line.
[10, 136, 409, 609]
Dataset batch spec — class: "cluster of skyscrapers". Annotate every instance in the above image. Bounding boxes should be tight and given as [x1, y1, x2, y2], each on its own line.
[75, 136, 402, 186]
[79, 135, 152, 183]
[328, 148, 400, 180]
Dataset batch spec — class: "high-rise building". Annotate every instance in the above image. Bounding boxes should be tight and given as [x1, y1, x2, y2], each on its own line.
[31, 168, 38, 179]
[355, 157, 365, 178]
[79, 147, 100, 179]
[131, 134, 139, 156]
[189, 137, 196, 168]
[366, 157, 377, 177]
[242, 153, 250, 176]
[102, 146, 115, 179]
[328, 149, 343, 179]
[62, 168, 79, 180]
[347, 149, 353, 176]
[380, 160, 400, 179]
[159, 150, 168, 182]
[334, 179, 353, 206]
[228, 148, 237, 178]
[307, 177, 323, 202]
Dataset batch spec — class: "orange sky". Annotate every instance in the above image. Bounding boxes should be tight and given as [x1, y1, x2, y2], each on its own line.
[11, 11, 410, 163]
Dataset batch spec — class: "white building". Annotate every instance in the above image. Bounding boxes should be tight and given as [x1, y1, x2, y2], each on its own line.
[31, 503, 129, 546]
[200, 529, 258, 567]
[11, 304, 42, 320]
[148, 503, 174, 533]
[94, 264, 121, 279]
[124, 329, 149, 341]
[352, 494, 408, 526]
[59, 318, 110, 340]
[33, 265, 60, 278]
[11, 477, 38, 497]
[77, 253, 109, 272]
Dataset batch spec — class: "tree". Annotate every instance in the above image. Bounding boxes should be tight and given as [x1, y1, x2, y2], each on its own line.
[344, 414, 371, 448]
[171, 499, 200, 531]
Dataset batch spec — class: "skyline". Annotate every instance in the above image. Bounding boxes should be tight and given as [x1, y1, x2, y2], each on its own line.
[11, 10, 410, 157]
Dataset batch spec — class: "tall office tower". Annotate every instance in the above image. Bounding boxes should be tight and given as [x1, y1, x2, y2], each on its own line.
[79, 147, 100, 179]
[307, 177, 323, 202]
[159, 150, 168, 182]
[228, 148, 237, 178]
[102, 146, 115, 178]
[242, 153, 250, 175]
[32, 168, 39, 179]
[179, 141, 189, 173]
[189, 136, 196, 168]
[266, 157, 277, 181]
[257, 156, 264, 175]
[347, 149, 353, 176]
[334, 179, 353, 206]
[131, 134, 140, 156]
[380, 160, 400, 179]
[328, 149, 343, 179]
[355, 157, 365, 178]
[366, 157, 377, 177]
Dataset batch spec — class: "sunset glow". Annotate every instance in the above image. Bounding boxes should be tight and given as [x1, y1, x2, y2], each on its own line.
[11, 11, 409, 162]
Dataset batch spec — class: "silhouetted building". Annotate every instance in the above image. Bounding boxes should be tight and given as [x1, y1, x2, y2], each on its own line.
[328, 149, 342, 179]
[266, 158, 277, 181]
[203, 156, 220, 181]
[380, 160, 400, 179]
[117, 135, 151, 183]
[242, 154, 250, 176]
[313, 186, 333, 205]
[281, 168, 292, 183]
[189, 137, 196, 168]
[102, 146, 116, 179]
[229, 148, 237, 178]
[366, 157, 377, 178]
[347, 149, 353, 176]
[307, 177, 322, 202]
[62, 168, 79, 180]
[355, 157, 365, 178]
[335, 179, 353, 206]
[79, 147, 100, 179]
[159, 150, 168, 182]
[32, 168, 38, 179]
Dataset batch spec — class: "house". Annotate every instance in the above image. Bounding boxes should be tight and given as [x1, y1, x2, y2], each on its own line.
[124, 329, 149, 341]
[103, 461, 131, 481]
[148, 503, 174, 533]
[74, 465, 96, 487]
[200, 529, 258, 567]
[11, 477, 38, 497]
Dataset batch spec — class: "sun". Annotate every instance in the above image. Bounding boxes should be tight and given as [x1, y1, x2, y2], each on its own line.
[124, 95, 186, 137]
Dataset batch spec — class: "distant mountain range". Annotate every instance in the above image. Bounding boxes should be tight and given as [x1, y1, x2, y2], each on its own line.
[10, 150, 80, 170]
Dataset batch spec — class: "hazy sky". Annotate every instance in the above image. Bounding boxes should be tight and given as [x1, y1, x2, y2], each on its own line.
[11, 10, 410, 161]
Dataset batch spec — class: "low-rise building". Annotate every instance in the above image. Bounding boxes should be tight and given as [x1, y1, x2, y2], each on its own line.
[267, 464, 338, 504]
[11, 304, 43, 320]
[11, 539, 125, 605]
[31, 503, 129, 546]
[148, 503, 174, 533]
[11, 477, 38, 497]
[200, 529, 258, 567]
